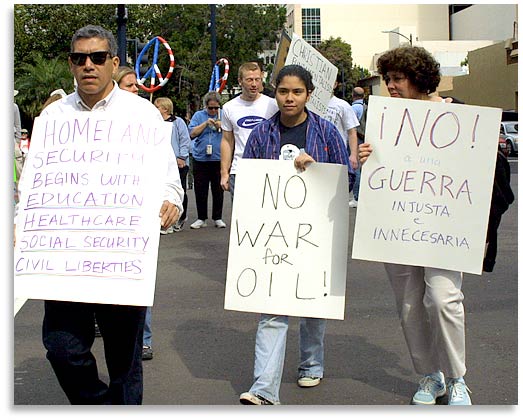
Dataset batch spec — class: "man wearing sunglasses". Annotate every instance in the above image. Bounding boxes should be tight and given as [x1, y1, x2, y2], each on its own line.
[31, 25, 184, 405]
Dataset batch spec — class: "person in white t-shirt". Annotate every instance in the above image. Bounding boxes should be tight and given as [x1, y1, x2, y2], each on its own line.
[219, 62, 278, 199]
[324, 76, 359, 176]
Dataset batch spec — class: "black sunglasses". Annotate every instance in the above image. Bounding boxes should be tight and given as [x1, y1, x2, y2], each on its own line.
[69, 51, 111, 66]
[207, 106, 220, 110]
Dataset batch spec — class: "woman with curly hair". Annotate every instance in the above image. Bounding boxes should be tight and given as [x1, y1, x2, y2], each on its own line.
[359, 46, 471, 405]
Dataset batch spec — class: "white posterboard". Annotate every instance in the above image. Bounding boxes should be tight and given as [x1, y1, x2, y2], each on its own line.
[224, 159, 349, 320]
[284, 33, 337, 117]
[352, 96, 501, 274]
[14, 113, 172, 306]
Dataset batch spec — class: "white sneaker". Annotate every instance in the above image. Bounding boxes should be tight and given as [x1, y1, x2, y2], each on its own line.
[214, 219, 227, 228]
[160, 226, 174, 235]
[239, 392, 276, 405]
[348, 199, 358, 208]
[297, 376, 321, 388]
[190, 219, 207, 229]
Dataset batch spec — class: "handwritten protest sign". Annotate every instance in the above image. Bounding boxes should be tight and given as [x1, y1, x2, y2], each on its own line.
[352, 96, 501, 274]
[224, 159, 349, 319]
[284, 33, 337, 117]
[14, 113, 172, 306]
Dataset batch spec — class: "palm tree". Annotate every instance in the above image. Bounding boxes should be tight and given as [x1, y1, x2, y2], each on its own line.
[15, 52, 74, 119]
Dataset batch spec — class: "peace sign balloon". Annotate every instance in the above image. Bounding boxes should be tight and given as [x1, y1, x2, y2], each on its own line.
[135, 36, 175, 93]
[208, 58, 229, 93]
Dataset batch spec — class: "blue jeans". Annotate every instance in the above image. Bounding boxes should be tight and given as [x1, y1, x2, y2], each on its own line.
[353, 139, 364, 200]
[248, 314, 326, 403]
[229, 173, 236, 201]
[143, 307, 152, 347]
[353, 167, 361, 201]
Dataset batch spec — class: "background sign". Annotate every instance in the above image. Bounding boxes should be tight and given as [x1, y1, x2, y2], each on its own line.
[352, 96, 501, 274]
[14, 113, 172, 306]
[270, 30, 292, 87]
[283, 33, 337, 117]
[224, 159, 349, 319]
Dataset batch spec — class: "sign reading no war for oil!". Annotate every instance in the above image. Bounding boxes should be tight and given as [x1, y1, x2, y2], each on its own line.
[352, 96, 502, 274]
[224, 159, 349, 320]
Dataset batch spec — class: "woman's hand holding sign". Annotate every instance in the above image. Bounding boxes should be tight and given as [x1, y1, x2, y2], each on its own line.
[358, 143, 373, 165]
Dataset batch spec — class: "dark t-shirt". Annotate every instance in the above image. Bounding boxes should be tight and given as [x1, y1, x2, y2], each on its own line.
[278, 117, 308, 160]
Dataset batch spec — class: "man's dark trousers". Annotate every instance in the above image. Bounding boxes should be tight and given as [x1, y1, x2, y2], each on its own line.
[43, 300, 146, 404]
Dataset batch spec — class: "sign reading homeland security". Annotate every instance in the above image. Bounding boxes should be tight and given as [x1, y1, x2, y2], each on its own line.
[14, 113, 172, 306]
[224, 159, 349, 320]
[352, 96, 502, 274]
[284, 33, 337, 117]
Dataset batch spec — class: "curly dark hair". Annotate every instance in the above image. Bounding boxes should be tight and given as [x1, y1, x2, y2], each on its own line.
[377, 46, 441, 94]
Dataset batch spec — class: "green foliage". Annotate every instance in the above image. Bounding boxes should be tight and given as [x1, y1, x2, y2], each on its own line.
[216, 4, 286, 72]
[126, 4, 286, 114]
[14, 3, 286, 121]
[317, 36, 353, 70]
[14, 3, 117, 121]
[316, 36, 369, 101]
[14, 4, 117, 65]
[149, 4, 217, 113]
[351, 65, 371, 88]
[15, 52, 74, 119]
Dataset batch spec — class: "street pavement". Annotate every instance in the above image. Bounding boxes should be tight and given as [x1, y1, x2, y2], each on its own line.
[13, 164, 518, 408]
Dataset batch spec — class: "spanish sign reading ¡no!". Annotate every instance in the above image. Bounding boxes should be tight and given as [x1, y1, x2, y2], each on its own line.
[352, 96, 502, 275]
[224, 159, 349, 320]
[14, 113, 172, 306]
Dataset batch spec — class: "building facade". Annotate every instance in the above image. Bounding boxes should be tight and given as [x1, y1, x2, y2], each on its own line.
[440, 40, 518, 111]
[285, 3, 518, 111]
[286, 3, 451, 69]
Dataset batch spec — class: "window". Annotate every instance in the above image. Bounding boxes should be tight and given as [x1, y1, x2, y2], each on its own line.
[302, 8, 321, 47]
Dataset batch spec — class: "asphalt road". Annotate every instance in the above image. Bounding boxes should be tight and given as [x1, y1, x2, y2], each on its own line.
[13, 163, 518, 409]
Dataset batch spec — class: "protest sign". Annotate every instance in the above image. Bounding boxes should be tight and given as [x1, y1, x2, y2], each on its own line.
[224, 159, 349, 320]
[14, 113, 172, 306]
[270, 30, 292, 88]
[284, 33, 337, 117]
[352, 96, 501, 274]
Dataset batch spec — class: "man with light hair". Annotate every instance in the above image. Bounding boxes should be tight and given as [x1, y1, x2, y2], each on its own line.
[220, 61, 278, 198]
